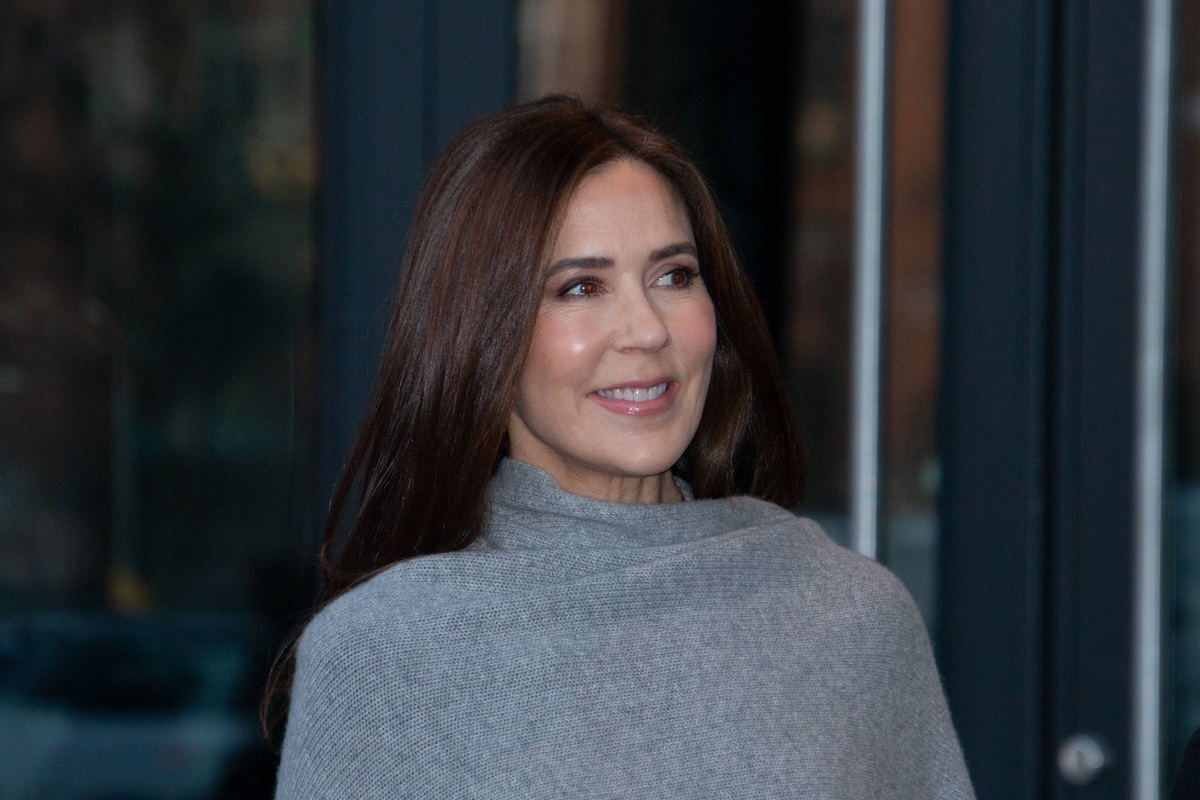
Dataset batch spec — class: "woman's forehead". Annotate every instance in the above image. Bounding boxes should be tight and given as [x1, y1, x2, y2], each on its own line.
[548, 161, 694, 262]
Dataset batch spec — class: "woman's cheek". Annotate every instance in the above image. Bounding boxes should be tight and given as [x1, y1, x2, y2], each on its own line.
[549, 308, 608, 358]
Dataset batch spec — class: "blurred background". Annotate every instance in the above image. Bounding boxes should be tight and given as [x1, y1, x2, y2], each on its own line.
[0, 0, 1195, 798]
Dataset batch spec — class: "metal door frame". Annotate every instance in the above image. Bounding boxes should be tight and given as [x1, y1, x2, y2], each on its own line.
[938, 0, 1173, 797]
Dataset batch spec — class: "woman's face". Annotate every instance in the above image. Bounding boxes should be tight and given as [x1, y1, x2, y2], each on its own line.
[507, 159, 718, 502]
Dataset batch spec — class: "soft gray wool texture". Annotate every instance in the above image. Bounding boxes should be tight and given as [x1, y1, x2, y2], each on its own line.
[276, 460, 975, 799]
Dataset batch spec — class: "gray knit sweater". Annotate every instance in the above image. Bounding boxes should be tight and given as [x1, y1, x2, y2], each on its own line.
[276, 460, 975, 799]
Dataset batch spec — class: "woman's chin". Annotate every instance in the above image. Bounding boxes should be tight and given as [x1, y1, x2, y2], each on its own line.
[599, 450, 686, 481]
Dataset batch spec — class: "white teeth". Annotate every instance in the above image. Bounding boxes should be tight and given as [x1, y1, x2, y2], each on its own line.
[598, 382, 668, 402]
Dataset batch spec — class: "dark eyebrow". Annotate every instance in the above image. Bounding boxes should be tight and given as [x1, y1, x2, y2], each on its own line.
[544, 242, 698, 277]
[649, 242, 698, 262]
[545, 256, 613, 277]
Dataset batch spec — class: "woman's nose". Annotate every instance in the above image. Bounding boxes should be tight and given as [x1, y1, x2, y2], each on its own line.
[612, 289, 671, 351]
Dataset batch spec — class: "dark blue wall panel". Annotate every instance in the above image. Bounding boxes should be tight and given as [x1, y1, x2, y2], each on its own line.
[317, 0, 515, 531]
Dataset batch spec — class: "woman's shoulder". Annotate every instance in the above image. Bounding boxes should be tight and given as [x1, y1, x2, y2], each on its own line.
[796, 516, 918, 603]
[776, 513, 926, 622]
[297, 557, 474, 652]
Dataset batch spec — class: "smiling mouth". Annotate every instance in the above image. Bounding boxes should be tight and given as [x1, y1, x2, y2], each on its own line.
[595, 382, 669, 403]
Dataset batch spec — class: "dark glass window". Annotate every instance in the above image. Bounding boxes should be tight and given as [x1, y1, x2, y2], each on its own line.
[0, 3, 316, 796]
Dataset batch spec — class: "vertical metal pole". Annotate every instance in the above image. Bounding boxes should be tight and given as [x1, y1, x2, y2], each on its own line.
[1132, 0, 1173, 796]
[850, 0, 891, 559]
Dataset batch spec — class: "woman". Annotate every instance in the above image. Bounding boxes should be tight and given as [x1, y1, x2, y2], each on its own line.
[272, 96, 975, 798]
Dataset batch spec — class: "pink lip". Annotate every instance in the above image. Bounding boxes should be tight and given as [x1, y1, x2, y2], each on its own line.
[589, 379, 679, 416]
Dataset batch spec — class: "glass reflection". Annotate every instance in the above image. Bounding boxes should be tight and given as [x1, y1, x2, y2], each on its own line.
[788, 0, 947, 631]
[0, 3, 315, 797]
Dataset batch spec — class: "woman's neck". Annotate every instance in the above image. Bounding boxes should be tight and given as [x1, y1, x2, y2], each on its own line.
[511, 457, 683, 505]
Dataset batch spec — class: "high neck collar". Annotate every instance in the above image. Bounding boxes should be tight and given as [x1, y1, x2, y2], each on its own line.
[477, 459, 792, 550]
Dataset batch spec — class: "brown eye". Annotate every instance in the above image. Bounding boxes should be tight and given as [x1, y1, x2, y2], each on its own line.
[656, 267, 698, 288]
[562, 278, 602, 297]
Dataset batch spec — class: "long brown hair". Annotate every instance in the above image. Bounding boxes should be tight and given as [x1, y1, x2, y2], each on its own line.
[262, 95, 805, 736]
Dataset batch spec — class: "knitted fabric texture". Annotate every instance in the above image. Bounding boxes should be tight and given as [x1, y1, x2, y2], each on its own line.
[275, 459, 976, 799]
